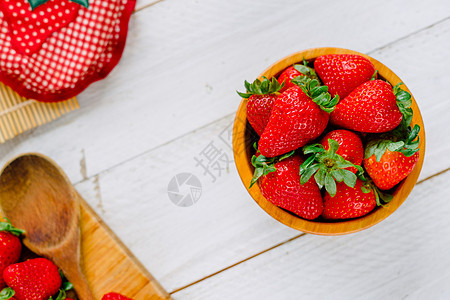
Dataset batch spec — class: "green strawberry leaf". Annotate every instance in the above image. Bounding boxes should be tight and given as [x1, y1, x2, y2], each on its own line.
[341, 169, 357, 188]
[299, 155, 316, 175]
[300, 163, 320, 185]
[27, 0, 50, 10]
[331, 169, 344, 182]
[302, 143, 326, 155]
[386, 141, 405, 152]
[326, 139, 339, 156]
[314, 167, 327, 189]
[293, 58, 319, 81]
[370, 70, 378, 80]
[61, 281, 74, 291]
[325, 172, 337, 197]
[362, 181, 393, 205]
[249, 151, 294, 188]
[302, 139, 367, 192]
[0, 218, 25, 236]
[291, 76, 339, 113]
[361, 182, 372, 193]
[237, 77, 283, 98]
[365, 124, 421, 161]
[0, 288, 15, 300]
[70, 0, 90, 8]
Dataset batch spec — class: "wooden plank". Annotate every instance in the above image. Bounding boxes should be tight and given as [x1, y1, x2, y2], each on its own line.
[1, 0, 449, 184]
[74, 114, 301, 293]
[0, 196, 169, 299]
[173, 170, 450, 299]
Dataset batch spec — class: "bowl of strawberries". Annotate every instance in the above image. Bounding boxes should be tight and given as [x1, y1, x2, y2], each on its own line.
[233, 47, 425, 235]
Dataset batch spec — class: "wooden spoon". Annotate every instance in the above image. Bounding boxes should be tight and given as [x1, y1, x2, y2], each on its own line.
[0, 153, 95, 300]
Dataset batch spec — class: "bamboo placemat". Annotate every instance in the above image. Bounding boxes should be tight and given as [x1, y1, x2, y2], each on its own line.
[0, 82, 79, 143]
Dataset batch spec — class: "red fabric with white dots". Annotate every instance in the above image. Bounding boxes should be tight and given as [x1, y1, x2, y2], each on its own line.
[0, 0, 136, 102]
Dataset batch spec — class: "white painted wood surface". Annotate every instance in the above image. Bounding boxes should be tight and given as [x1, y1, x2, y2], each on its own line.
[1, 0, 450, 298]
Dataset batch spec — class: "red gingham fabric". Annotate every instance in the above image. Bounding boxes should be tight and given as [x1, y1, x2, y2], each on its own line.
[0, 0, 136, 102]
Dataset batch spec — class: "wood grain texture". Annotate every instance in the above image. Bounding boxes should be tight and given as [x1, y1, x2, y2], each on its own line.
[0, 154, 94, 299]
[74, 114, 300, 293]
[0, 0, 448, 298]
[1, 0, 448, 185]
[80, 202, 169, 299]
[0, 154, 169, 300]
[0, 204, 169, 299]
[173, 170, 450, 299]
[233, 47, 425, 235]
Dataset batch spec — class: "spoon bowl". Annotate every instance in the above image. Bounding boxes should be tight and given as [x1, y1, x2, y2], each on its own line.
[0, 153, 94, 300]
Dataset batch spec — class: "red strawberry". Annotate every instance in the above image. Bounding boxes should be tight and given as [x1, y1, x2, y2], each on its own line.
[3, 258, 62, 300]
[363, 124, 420, 190]
[330, 80, 407, 133]
[277, 62, 319, 92]
[364, 149, 419, 190]
[0, 0, 88, 55]
[278, 66, 302, 92]
[258, 77, 338, 157]
[314, 54, 376, 99]
[237, 77, 283, 136]
[0, 221, 24, 290]
[320, 129, 363, 173]
[323, 179, 377, 219]
[251, 154, 323, 220]
[102, 292, 133, 300]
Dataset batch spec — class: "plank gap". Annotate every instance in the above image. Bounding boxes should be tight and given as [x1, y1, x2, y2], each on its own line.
[169, 233, 307, 295]
[367, 15, 450, 55]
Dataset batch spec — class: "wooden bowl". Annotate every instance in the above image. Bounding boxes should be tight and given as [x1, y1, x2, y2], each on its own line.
[233, 47, 426, 235]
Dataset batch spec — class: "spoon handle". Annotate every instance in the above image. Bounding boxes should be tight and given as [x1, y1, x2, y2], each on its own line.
[64, 264, 96, 300]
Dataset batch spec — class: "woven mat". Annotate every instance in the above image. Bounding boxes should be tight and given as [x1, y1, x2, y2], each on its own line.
[0, 82, 78, 143]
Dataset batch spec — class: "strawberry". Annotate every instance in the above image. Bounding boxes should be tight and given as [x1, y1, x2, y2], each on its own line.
[322, 179, 378, 219]
[102, 292, 133, 300]
[0, 220, 24, 290]
[277, 60, 319, 92]
[364, 124, 421, 190]
[250, 153, 323, 220]
[320, 129, 363, 173]
[0, 0, 89, 55]
[237, 77, 283, 136]
[314, 54, 376, 99]
[330, 80, 411, 133]
[3, 258, 62, 300]
[258, 77, 338, 157]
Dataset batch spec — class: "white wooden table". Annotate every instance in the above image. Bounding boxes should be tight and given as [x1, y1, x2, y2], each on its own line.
[1, 0, 450, 299]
